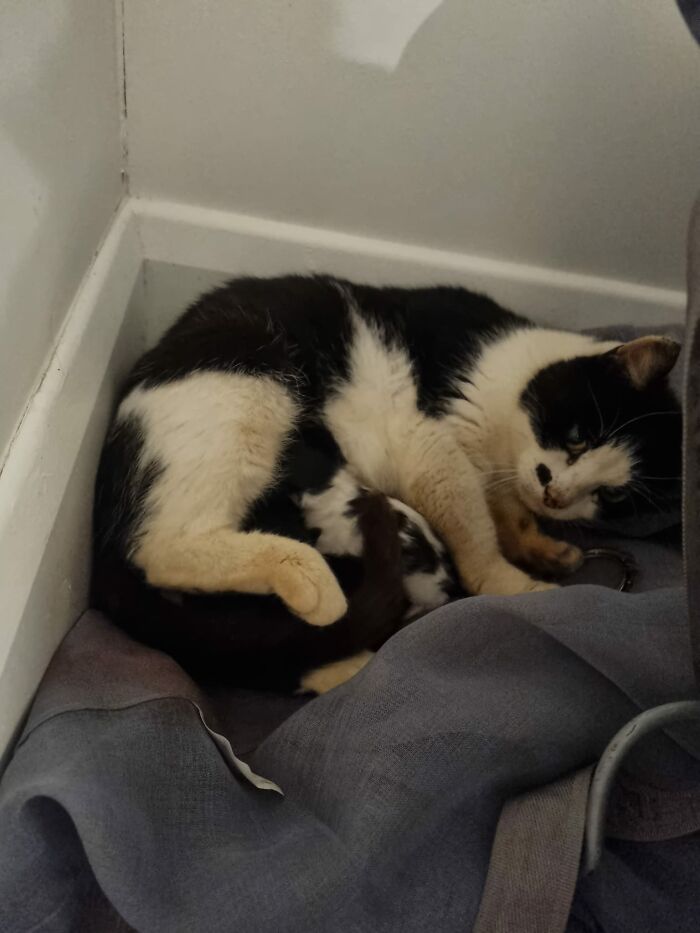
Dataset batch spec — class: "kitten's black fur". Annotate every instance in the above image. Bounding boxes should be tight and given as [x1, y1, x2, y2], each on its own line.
[93, 421, 461, 692]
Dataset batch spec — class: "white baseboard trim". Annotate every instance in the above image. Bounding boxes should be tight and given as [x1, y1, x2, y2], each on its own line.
[0, 200, 144, 763]
[135, 197, 686, 329]
[0, 194, 688, 763]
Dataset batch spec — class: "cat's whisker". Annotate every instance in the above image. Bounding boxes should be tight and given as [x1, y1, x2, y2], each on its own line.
[629, 487, 640, 523]
[629, 480, 666, 515]
[587, 381, 605, 437]
[483, 476, 518, 492]
[634, 477, 670, 498]
[636, 490, 665, 516]
[483, 472, 516, 483]
[607, 410, 681, 441]
[605, 407, 622, 439]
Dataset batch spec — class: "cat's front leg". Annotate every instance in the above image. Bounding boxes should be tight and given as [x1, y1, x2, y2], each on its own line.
[489, 492, 584, 577]
[134, 528, 348, 626]
[396, 428, 554, 596]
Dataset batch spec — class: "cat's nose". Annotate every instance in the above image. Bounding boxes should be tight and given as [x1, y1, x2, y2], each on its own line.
[535, 463, 552, 487]
[543, 489, 564, 510]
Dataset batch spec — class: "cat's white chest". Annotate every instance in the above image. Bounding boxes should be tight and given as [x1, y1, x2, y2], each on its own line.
[323, 314, 424, 493]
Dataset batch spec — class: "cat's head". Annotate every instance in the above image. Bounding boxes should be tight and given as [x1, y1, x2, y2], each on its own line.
[516, 336, 682, 523]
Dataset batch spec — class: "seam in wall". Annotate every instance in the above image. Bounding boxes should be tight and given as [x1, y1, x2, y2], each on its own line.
[116, 0, 130, 193]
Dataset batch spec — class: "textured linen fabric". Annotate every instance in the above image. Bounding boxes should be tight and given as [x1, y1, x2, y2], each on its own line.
[1, 580, 699, 933]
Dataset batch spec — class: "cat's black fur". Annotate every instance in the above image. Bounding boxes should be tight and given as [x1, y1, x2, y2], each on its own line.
[123, 275, 527, 414]
[115, 274, 680, 532]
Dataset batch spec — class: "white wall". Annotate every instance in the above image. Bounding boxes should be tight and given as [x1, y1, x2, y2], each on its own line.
[124, 1, 700, 294]
[0, 0, 123, 462]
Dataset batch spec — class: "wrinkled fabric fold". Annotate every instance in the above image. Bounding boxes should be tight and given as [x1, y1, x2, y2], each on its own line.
[2, 585, 699, 932]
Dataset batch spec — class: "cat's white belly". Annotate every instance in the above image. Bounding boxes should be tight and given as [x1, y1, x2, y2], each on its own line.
[120, 371, 298, 535]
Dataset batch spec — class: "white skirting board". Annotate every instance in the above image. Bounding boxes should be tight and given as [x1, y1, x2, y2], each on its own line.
[0, 202, 146, 765]
[0, 196, 686, 764]
[137, 199, 686, 342]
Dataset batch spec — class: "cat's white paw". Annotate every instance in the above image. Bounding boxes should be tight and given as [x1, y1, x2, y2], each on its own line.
[476, 560, 558, 596]
[274, 544, 347, 626]
[525, 539, 584, 577]
[550, 541, 584, 572]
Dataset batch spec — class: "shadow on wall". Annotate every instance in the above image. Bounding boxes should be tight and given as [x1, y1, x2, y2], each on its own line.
[320, 0, 698, 283]
[126, 0, 699, 292]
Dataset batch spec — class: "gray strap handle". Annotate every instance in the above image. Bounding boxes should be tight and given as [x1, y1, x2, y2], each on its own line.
[684, 195, 700, 684]
[476, 195, 700, 928]
[583, 700, 700, 875]
[583, 196, 700, 874]
[473, 767, 593, 933]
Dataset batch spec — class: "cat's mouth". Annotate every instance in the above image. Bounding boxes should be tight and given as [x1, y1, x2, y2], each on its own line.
[519, 483, 561, 516]
[518, 480, 597, 521]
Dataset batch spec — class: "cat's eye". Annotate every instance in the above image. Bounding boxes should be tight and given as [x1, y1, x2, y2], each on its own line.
[565, 426, 587, 458]
[597, 485, 628, 504]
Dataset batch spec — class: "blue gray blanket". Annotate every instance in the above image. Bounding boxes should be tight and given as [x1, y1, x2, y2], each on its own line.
[678, 0, 700, 41]
[1, 584, 699, 933]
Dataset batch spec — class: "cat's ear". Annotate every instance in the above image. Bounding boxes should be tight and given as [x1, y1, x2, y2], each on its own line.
[609, 336, 681, 389]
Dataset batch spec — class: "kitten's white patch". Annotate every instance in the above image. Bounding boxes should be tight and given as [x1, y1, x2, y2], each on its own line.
[386, 496, 452, 616]
[403, 569, 450, 617]
[388, 496, 446, 555]
[300, 468, 363, 556]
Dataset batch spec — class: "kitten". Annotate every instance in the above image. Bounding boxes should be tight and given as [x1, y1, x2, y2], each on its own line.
[93, 275, 681, 691]
[93, 426, 460, 693]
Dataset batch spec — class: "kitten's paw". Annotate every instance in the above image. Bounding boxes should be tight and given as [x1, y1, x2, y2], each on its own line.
[526, 579, 558, 593]
[299, 651, 373, 695]
[274, 545, 347, 626]
[474, 560, 558, 596]
[526, 540, 584, 577]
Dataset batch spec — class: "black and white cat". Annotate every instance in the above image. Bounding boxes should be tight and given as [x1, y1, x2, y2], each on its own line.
[93, 275, 681, 691]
